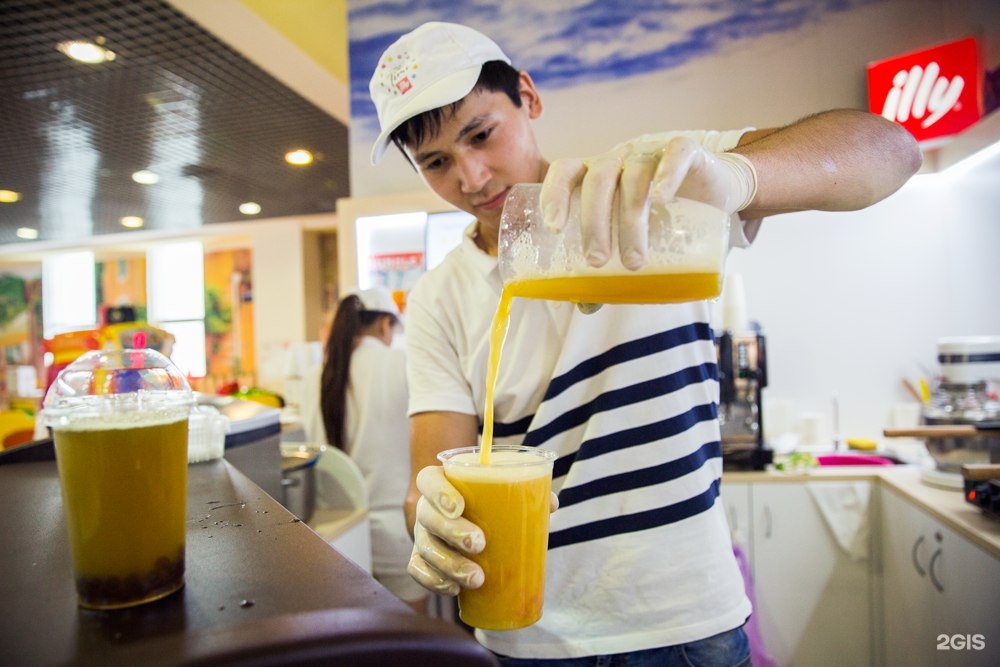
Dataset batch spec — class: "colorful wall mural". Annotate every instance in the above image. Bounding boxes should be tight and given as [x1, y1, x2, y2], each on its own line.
[0, 274, 41, 359]
[0, 247, 257, 416]
[96, 256, 147, 321]
[347, 0, 883, 142]
[0, 272, 44, 416]
[203, 247, 255, 381]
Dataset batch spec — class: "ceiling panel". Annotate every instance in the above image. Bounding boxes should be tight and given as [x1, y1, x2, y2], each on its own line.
[0, 0, 349, 247]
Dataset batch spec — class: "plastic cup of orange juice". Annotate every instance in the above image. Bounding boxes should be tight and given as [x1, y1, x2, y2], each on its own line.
[438, 444, 556, 631]
[498, 183, 730, 304]
[43, 348, 194, 610]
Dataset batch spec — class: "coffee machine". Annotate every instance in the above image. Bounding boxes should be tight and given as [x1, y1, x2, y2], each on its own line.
[716, 329, 773, 470]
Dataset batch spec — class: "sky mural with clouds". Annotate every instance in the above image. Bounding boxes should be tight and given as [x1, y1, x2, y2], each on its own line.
[347, 0, 884, 149]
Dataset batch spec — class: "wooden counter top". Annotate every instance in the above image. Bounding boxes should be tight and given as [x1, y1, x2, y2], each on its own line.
[0, 448, 495, 665]
[879, 466, 1000, 559]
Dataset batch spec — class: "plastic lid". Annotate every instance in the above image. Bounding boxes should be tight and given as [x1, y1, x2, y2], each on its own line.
[42, 349, 194, 427]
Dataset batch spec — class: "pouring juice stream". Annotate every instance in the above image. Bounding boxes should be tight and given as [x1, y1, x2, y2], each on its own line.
[480, 271, 721, 464]
[482, 186, 728, 460]
[480, 288, 513, 464]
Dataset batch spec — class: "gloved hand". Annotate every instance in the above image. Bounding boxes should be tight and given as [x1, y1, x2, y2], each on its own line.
[406, 465, 560, 596]
[540, 135, 757, 272]
[407, 466, 486, 596]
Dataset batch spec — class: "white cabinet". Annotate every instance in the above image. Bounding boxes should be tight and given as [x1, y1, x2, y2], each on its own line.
[880, 487, 1000, 667]
[751, 482, 873, 667]
[720, 481, 752, 556]
[721, 480, 874, 667]
[723, 476, 1000, 667]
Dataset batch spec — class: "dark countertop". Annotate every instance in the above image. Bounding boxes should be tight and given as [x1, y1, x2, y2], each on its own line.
[0, 447, 495, 666]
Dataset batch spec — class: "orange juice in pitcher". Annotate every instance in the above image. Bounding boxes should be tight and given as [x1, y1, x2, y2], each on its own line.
[497, 183, 729, 306]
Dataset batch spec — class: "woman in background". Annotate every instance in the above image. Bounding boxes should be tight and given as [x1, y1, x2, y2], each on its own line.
[319, 287, 428, 613]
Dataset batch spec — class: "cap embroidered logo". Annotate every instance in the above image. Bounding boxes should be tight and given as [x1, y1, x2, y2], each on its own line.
[375, 51, 418, 98]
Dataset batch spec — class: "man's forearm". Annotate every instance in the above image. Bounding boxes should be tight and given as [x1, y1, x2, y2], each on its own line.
[736, 109, 922, 219]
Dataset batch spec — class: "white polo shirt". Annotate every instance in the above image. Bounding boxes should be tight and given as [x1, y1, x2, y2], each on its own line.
[344, 337, 414, 578]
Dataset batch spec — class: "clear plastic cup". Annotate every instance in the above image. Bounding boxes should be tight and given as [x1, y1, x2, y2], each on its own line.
[187, 404, 228, 463]
[498, 183, 730, 304]
[42, 348, 195, 610]
[438, 445, 555, 631]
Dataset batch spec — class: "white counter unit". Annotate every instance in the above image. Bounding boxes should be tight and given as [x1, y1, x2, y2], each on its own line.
[723, 465, 1000, 666]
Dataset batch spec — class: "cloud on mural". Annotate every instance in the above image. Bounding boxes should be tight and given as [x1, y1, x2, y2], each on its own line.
[348, 0, 882, 139]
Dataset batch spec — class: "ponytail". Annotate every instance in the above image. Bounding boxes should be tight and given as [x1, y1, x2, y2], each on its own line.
[319, 294, 392, 450]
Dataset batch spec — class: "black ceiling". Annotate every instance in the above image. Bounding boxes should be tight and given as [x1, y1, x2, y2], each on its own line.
[0, 0, 349, 247]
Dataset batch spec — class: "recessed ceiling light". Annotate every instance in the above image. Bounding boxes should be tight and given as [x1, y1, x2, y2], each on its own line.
[57, 40, 116, 64]
[132, 170, 159, 185]
[0, 190, 21, 203]
[239, 202, 262, 215]
[120, 216, 144, 229]
[16, 227, 39, 240]
[285, 149, 313, 166]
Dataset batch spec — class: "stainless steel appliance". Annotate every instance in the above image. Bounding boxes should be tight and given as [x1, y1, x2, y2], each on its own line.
[280, 442, 324, 522]
[883, 336, 1000, 488]
[920, 339, 999, 476]
[716, 330, 773, 470]
[884, 422, 1000, 471]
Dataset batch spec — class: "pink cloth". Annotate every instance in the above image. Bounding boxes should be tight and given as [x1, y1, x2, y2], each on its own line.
[733, 544, 777, 667]
[816, 454, 894, 466]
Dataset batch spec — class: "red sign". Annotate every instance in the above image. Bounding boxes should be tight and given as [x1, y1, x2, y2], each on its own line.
[867, 37, 982, 144]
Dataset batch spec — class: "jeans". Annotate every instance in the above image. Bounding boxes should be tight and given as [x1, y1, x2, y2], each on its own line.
[495, 626, 751, 667]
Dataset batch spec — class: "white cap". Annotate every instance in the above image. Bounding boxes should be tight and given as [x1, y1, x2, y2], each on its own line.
[354, 286, 401, 318]
[369, 21, 511, 164]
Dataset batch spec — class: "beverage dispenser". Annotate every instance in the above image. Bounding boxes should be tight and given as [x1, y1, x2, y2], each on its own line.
[716, 329, 773, 470]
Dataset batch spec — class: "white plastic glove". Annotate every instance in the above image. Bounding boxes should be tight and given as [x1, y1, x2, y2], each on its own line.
[540, 135, 758, 272]
[406, 465, 561, 596]
[406, 466, 486, 597]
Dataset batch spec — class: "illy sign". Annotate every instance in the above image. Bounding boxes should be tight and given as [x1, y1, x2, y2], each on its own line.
[867, 37, 982, 144]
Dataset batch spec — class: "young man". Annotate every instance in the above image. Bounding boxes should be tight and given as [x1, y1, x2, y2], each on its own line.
[368, 21, 920, 665]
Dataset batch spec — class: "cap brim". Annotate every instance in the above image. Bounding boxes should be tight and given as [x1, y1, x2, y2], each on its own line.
[369, 66, 484, 165]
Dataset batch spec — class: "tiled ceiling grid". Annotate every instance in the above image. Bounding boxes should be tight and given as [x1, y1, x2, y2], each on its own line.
[0, 0, 349, 245]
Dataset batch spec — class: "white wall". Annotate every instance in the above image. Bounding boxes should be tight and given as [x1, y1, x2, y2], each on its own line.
[250, 219, 310, 393]
[720, 166, 1000, 444]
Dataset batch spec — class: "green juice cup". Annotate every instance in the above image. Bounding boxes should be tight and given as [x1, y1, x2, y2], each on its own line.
[43, 349, 194, 610]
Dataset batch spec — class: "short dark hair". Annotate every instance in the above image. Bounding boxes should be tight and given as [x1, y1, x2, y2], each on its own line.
[389, 60, 522, 156]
